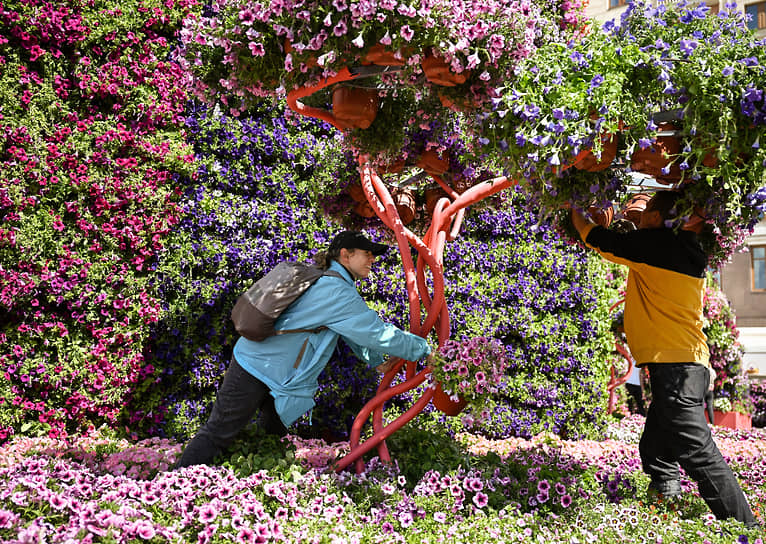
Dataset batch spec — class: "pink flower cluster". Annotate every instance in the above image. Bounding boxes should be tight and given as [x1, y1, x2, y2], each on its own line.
[174, 0, 581, 116]
[0, 0, 196, 442]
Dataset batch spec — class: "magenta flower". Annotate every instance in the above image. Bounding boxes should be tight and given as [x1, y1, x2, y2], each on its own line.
[198, 504, 218, 523]
[473, 492, 489, 508]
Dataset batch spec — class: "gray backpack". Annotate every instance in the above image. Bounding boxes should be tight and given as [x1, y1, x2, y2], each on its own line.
[231, 261, 342, 342]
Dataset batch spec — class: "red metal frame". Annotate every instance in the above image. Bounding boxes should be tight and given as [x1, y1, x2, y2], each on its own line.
[284, 64, 599, 472]
[606, 298, 636, 414]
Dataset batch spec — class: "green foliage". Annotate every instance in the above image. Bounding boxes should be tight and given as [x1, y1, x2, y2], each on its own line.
[382, 423, 474, 488]
[218, 425, 304, 479]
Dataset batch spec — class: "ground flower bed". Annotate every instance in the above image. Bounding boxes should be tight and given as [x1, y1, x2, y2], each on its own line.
[1, 416, 763, 543]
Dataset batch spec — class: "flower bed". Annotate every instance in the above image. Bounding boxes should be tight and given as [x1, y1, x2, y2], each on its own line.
[1, 418, 763, 542]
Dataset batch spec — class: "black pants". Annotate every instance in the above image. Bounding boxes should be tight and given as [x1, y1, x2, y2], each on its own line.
[625, 382, 646, 416]
[703, 390, 715, 424]
[175, 357, 287, 468]
[640, 363, 755, 525]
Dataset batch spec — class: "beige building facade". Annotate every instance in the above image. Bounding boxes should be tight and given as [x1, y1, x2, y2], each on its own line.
[719, 220, 766, 376]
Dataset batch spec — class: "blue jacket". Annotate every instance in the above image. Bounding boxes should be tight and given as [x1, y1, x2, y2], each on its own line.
[233, 260, 431, 426]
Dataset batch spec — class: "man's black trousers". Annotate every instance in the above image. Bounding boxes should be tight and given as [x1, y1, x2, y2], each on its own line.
[640, 363, 755, 525]
[175, 357, 287, 468]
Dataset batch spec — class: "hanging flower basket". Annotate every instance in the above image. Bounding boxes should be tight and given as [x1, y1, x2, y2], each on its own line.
[432, 382, 467, 416]
[353, 200, 376, 218]
[347, 181, 367, 203]
[284, 39, 318, 68]
[362, 44, 408, 66]
[681, 206, 707, 234]
[588, 204, 614, 228]
[630, 123, 681, 183]
[393, 188, 417, 225]
[332, 86, 380, 130]
[421, 53, 470, 87]
[574, 133, 618, 172]
[424, 186, 449, 215]
[621, 193, 651, 225]
[416, 149, 449, 175]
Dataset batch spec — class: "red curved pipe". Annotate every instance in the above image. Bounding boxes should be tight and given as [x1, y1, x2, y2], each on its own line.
[285, 67, 359, 130]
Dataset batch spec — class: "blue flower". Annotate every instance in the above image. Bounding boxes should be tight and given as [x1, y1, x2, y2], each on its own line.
[679, 38, 698, 56]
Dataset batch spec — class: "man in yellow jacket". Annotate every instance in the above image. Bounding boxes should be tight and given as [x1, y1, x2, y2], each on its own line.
[571, 191, 756, 527]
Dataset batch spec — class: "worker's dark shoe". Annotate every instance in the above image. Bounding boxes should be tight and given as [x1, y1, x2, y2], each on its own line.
[647, 479, 682, 499]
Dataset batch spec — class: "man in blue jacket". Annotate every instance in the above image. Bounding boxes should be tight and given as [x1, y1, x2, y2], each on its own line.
[175, 231, 432, 468]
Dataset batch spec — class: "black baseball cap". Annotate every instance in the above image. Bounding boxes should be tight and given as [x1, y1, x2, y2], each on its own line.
[328, 231, 389, 256]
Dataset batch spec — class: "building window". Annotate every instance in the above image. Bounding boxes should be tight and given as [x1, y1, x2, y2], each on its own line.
[753, 245, 766, 290]
[609, 0, 628, 9]
[746, 1, 766, 29]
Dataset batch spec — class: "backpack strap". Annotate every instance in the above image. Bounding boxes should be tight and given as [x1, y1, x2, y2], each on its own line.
[273, 268, 344, 369]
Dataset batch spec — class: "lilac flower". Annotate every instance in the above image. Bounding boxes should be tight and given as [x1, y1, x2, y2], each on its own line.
[589, 74, 604, 89]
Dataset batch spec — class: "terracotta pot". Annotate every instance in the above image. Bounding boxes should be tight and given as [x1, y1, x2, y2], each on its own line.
[574, 133, 618, 172]
[438, 92, 477, 112]
[588, 203, 614, 228]
[681, 206, 707, 234]
[416, 149, 449, 175]
[353, 200, 376, 218]
[393, 188, 416, 225]
[702, 151, 718, 168]
[630, 123, 681, 183]
[347, 182, 367, 203]
[432, 383, 467, 416]
[421, 54, 470, 87]
[424, 187, 449, 215]
[332, 86, 379, 130]
[362, 44, 407, 66]
[621, 193, 651, 225]
[707, 410, 752, 430]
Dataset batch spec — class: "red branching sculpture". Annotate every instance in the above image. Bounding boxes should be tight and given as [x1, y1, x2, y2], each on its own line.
[286, 67, 516, 472]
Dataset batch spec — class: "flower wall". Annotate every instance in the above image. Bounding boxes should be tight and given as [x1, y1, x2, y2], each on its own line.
[147, 100, 622, 443]
[4, 0, 748, 448]
[0, 0, 196, 442]
[147, 101, 347, 439]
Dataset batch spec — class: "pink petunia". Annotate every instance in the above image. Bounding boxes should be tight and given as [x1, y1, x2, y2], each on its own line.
[332, 19, 348, 37]
[473, 492, 489, 508]
[248, 42, 265, 56]
[400, 25, 414, 42]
